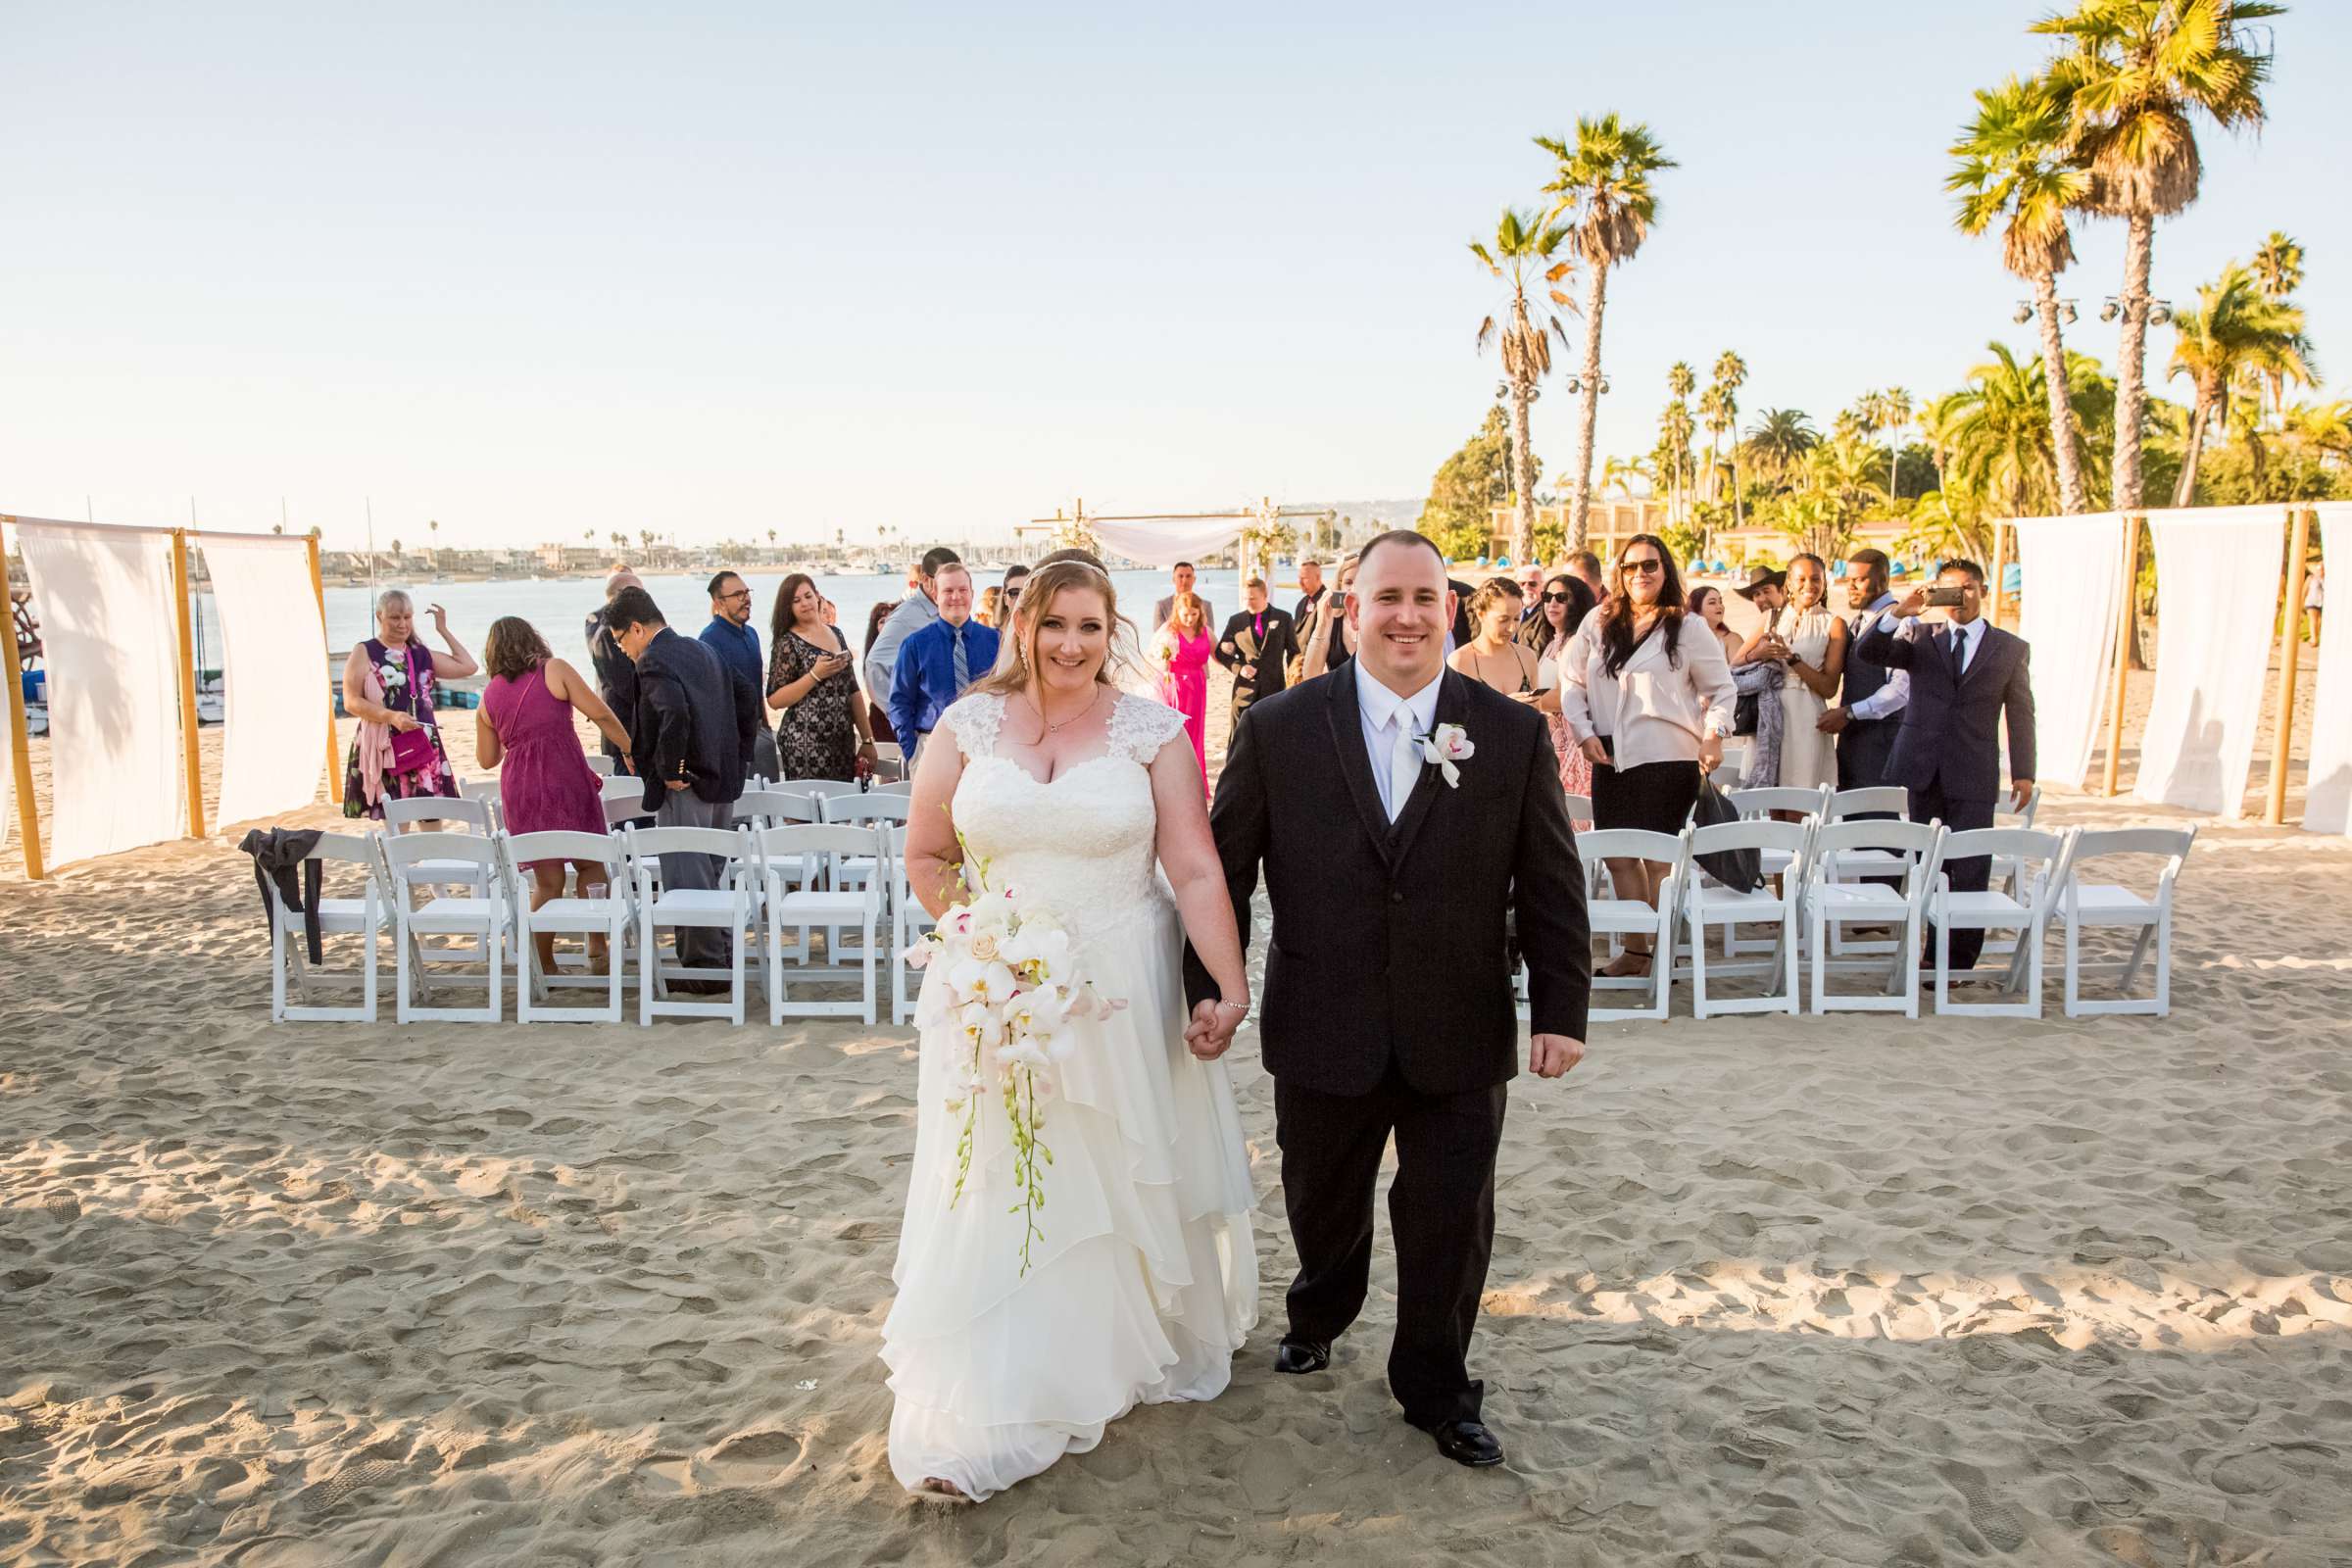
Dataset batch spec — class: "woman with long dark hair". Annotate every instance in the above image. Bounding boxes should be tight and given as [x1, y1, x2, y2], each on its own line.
[1528, 572, 1599, 806]
[766, 572, 875, 781]
[1559, 535, 1736, 976]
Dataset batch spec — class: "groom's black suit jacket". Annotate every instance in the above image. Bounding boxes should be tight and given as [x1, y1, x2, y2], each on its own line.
[1184, 666, 1591, 1098]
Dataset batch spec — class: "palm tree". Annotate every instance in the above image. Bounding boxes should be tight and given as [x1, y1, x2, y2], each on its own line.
[1709, 351, 1749, 525]
[1599, 454, 1655, 499]
[1742, 408, 1820, 490]
[1950, 73, 2096, 514]
[1931, 341, 2118, 521]
[2035, 0, 2283, 509]
[1657, 395, 1696, 524]
[2250, 229, 2308, 420]
[1471, 206, 1576, 565]
[1538, 116, 1677, 552]
[2166, 260, 2316, 502]
[1697, 385, 1731, 504]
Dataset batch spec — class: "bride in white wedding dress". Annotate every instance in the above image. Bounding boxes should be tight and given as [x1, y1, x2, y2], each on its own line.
[881, 557, 1259, 1502]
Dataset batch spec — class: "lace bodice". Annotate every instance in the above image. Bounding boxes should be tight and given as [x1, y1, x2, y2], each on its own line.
[941, 691, 1185, 939]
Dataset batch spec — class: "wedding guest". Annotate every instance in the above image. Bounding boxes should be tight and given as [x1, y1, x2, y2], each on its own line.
[1512, 562, 1546, 624]
[1525, 573, 1597, 808]
[861, 600, 898, 744]
[2304, 560, 2325, 644]
[584, 567, 642, 766]
[1214, 577, 1299, 723]
[475, 616, 632, 976]
[766, 571, 876, 782]
[1560, 536, 1735, 977]
[1564, 549, 1606, 607]
[1819, 548, 1908, 793]
[1449, 578, 1543, 698]
[1154, 561, 1215, 634]
[1294, 558, 1328, 626]
[1736, 553, 1844, 790]
[865, 546, 959, 718]
[976, 585, 1004, 630]
[1688, 584, 1742, 665]
[701, 569, 779, 782]
[1298, 553, 1360, 680]
[1855, 561, 2036, 971]
[889, 563, 999, 762]
[1729, 564, 1788, 664]
[1002, 563, 1031, 620]
[1155, 592, 1213, 788]
[609, 585, 760, 979]
[341, 589, 477, 821]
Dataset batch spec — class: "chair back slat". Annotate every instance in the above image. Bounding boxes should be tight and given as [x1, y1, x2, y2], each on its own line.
[1809, 818, 1941, 858]
[382, 829, 501, 870]
[384, 796, 493, 833]
[1827, 786, 1908, 819]
[1939, 826, 2063, 862]
[503, 830, 624, 873]
[2067, 826, 2196, 862]
[755, 823, 886, 859]
[625, 824, 751, 862]
[821, 794, 912, 825]
[1726, 785, 1830, 819]
[1690, 818, 1810, 856]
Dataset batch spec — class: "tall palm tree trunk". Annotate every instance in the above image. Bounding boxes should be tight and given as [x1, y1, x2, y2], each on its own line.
[1508, 373, 1538, 566]
[2113, 212, 2155, 511]
[2033, 271, 2089, 514]
[1566, 267, 1609, 553]
[2172, 386, 2214, 506]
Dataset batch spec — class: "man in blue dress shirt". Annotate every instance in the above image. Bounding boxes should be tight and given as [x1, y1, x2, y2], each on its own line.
[700, 570, 779, 781]
[889, 563, 998, 763]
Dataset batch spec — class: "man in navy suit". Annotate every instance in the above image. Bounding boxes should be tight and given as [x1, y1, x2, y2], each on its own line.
[1854, 559, 2035, 970]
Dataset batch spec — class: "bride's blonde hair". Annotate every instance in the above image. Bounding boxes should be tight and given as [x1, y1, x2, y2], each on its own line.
[970, 559, 1138, 698]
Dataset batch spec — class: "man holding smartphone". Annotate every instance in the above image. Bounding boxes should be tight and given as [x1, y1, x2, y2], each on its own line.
[1854, 559, 2035, 969]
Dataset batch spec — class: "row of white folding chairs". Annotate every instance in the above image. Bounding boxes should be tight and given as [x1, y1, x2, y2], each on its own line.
[1568, 815, 2191, 1023]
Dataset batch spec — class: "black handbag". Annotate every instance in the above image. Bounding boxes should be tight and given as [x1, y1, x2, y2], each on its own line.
[1733, 691, 1760, 736]
[1690, 774, 1762, 892]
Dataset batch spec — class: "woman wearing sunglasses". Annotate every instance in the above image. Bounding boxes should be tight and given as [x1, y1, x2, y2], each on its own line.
[1559, 535, 1737, 977]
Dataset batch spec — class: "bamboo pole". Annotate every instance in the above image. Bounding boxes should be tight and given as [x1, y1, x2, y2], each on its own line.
[2265, 506, 2314, 825]
[308, 536, 344, 806]
[0, 525, 45, 878]
[171, 529, 208, 839]
[2099, 513, 2139, 797]
[1987, 521, 2009, 629]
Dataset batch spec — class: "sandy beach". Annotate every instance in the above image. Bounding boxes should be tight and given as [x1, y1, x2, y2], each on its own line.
[4, 658, 2351, 1567]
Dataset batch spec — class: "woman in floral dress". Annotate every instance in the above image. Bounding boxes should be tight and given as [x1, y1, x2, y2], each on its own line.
[342, 589, 477, 820]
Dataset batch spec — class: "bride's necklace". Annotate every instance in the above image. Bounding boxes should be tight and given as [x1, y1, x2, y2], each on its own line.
[1029, 684, 1102, 737]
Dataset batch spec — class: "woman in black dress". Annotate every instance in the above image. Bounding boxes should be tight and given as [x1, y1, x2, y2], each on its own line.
[766, 572, 876, 781]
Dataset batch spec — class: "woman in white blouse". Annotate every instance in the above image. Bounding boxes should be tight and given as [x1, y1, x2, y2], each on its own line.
[1559, 535, 1738, 977]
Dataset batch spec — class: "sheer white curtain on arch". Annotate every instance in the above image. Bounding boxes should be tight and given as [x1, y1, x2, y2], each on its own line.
[2305, 503, 2352, 835]
[1087, 518, 1249, 569]
[2134, 506, 2288, 820]
[204, 536, 330, 827]
[0, 519, 16, 852]
[2012, 511, 2128, 792]
[17, 520, 185, 865]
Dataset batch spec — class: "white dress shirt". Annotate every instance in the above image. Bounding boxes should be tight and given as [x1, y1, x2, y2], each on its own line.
[1354, 660, 1444, 819]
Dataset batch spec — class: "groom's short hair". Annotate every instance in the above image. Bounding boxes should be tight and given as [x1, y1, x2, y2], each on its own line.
[1357, 530, 1447, 573]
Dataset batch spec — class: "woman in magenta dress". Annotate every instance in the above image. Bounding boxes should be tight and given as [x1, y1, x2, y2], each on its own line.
[476, 617, 635, 977]
[1152, 592, 1212, 790]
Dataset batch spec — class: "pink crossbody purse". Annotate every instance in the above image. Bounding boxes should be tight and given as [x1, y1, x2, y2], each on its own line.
[386, 644, 437, 773]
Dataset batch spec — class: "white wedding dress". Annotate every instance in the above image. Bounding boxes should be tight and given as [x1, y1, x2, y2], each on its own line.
[881, 690, 1259, 1499]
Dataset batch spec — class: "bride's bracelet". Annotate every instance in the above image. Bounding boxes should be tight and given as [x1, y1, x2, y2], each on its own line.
[1214, 998, 1250, 1016]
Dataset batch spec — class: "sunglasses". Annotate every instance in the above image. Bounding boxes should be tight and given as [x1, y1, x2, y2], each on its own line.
[1622, 559, 1665, 575]
[1542, 591, 1573, 604]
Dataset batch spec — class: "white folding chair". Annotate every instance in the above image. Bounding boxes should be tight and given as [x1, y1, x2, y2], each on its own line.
[872, 743, 906, 782]
[625, 823, 755, 1025]
[1983, 786, 2045, 956]
[585, 753, 616, 776]
[269, 832, 388, 1023]
[379, 830, 509, 1023]
[871, 777, 913, 797]
[502, 831, 630, 1023]
[1563, 793, 1592, 822]
[890, 824, 938, 1026]
[757, 824, 882, 1023]
[820, 792, 910, 900]
[602, 772, 647, 803]
[732, 789, 820, 829]
[1683, 819, 1809, 1017]
[1575, 828, 1688, 1022]
[458, 776, 505, 830]
[1803, 819, 1944, 1017]
[2053, 826, 2195, 1017]
[1821, 787, 1917, 956]
[1828, 786, 1909, 820]
[382, 796, 498, 934]
[792, 779, 864, 805]
[1929, 826, 2070, 1019]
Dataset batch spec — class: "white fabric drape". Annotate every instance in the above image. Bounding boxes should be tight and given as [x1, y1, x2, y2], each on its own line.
[2013, 511, 2128, 792]
[1088, 517, 1248, 568]
[2305, 503, 2351, 835]
[18, 520, 185, 865]
[2135, 506, 2287, 820]
[205, 537, 329, 827]
[0, 519, 15, 852]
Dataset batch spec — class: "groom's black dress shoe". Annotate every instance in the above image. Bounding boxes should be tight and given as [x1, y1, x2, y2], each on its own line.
[1272, 1338, 1331, 1375]
[1416, 1418, 1505, 1468]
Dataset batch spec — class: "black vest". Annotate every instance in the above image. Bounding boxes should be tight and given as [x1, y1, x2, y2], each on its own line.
[1841, 599, 1895, 711]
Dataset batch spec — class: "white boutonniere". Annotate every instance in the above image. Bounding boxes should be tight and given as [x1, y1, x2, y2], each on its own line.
[1418, 722, 1475, 787]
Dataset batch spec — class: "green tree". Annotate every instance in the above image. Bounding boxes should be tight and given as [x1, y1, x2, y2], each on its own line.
[2249, 229, 2308, 420]
[1538, 114, 1677, 552]
[1950, 73, 2095, 513]
[1418, 405, 1530, 562]
[1741, 408, 1820, 491]
[1928, 341, 2119, 522]
[1709, 352, 1749, 524]
[1470, 207, 1575, 566]
[2166, 259, 2316, 502]
[2035, 0, 2284, 508]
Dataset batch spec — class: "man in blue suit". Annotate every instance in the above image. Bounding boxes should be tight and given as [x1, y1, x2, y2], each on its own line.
[1854, 559, 2035, 970]
[889, 563, 999, 762]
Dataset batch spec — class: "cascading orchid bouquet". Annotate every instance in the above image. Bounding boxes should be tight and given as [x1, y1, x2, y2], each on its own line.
[909, 849, 1121, 1274]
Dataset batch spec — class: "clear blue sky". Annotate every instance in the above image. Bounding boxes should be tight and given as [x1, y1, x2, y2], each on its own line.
[3, 1, 2342, 552]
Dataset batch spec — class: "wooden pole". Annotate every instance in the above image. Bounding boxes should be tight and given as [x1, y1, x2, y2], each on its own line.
[171, 529, 208, 839]
[2265, 506, 2314, 825]
[0, 525, 46, 878]
[2100, 513, 2138, 797]
[309, 535, 344, 806]
[1987, 520, 2009, 629]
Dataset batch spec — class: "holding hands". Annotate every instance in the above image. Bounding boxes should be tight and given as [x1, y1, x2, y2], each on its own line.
[1183, 997, 1248, 1061]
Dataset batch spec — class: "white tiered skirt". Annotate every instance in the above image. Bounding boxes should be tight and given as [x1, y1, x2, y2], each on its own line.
[880, 899, 1258, 1499]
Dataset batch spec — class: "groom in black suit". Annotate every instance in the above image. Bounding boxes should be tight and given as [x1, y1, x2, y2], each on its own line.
[1853, 558, 2036, 970]
[1183, 530, 1591, 1469]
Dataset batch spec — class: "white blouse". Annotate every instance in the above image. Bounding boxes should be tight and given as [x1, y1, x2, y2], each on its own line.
[1559, 612, 1738, 770]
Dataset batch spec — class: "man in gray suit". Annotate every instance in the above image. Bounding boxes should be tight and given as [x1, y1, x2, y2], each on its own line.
[1152, 561, 1215, 635]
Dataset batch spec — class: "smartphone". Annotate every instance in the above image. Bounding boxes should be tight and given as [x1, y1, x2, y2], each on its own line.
[1925, 585, 1967, 609]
